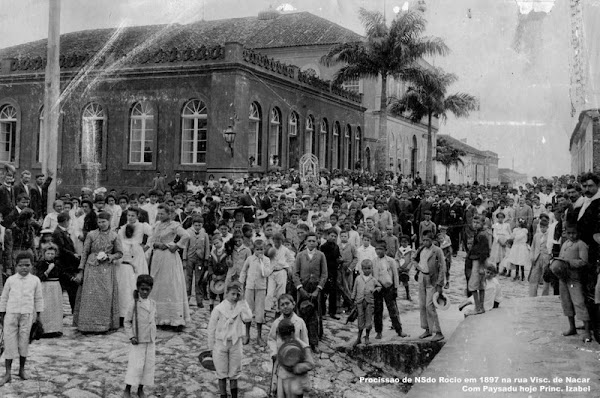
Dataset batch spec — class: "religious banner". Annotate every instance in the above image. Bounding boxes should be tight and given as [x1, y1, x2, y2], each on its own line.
[299, 153, 319, 183]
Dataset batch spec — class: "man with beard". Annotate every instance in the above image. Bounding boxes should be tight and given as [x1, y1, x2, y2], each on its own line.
[575, 173, 600, 343]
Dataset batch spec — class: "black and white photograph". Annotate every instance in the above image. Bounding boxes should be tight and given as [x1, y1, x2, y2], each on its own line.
[0, 0, 599, 396]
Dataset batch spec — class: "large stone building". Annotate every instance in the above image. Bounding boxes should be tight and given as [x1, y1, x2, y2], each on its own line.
[0, 12, 365, 192]
[434, 134, 499, 185]
[569, 109, 600, 175]
[245, 11, 439, 175]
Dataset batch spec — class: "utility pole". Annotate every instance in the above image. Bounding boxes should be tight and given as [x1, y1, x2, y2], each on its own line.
[43, 0, 60, 214]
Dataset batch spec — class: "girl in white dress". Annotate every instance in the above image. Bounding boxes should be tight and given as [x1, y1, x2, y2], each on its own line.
[117, 208, 152, 324]
[505, 218, 531, 281]
[490, 212, 512, 271]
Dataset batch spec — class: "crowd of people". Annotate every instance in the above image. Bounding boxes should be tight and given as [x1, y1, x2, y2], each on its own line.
[0, 163, 598, 397]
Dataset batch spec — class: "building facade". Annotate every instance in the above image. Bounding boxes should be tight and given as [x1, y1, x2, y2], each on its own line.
[434, 134, 499, 185]
[569, 109, 600, 175]
[0, 32, 363, 192]
[0, 14, 366, 192]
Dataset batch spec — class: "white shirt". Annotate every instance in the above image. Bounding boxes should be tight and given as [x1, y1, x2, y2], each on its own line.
[0, 273, 44, 314]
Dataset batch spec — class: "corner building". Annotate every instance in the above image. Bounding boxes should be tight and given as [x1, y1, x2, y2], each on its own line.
[0, 13, 364, 192]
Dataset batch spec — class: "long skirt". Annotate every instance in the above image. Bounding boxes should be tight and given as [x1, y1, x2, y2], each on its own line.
[41, 280, 63, 334]
[149, 250, 191, 326]
[117, 262, 136, 318]
[73, 263, 120, 332]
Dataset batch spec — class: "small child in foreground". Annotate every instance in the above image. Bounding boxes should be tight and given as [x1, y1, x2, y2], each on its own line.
[0, 251, 44, 386]
[207, 281, 253, 398]
[124, 274, 156, 398]
[351, 259, 381, 346]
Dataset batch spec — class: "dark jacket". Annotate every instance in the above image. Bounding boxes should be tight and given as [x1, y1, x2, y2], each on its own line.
[168, 179, 186, 195]
[52, 226, 79, 278]
[0, 185, 15, 226]
[29, 177, 52, 220]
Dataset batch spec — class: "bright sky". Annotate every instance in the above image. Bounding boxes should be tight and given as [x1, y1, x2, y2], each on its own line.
[2, 0, 581, 177]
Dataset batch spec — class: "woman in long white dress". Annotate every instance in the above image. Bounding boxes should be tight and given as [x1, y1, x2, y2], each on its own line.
[148, 205, 191, 331]
[117, 207, 152, 324]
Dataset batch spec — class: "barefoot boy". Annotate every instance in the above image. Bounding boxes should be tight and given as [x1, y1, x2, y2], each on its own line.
[351, 260, 381, 346]
[0, 251, 44, 385]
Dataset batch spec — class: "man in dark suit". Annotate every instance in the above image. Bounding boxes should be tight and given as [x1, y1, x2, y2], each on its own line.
[257, 187, 272, 211]
[13, 170, 32, 200]
[168, 173, 186, 195]
[53, 211, 80, 312]
[30, 173, 52, 220]
[0, 211, 13, 290]
[238, 185, 260, 222]
[0, 166, 16, 227]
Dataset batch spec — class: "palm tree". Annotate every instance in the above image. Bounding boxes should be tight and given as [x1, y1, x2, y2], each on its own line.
[320, 8, 449, 172]
[390, 66, 479, 183]
[434, 137, 466, 184]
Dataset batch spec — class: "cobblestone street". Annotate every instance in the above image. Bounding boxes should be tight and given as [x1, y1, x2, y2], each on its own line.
[0, 252, 534, 398]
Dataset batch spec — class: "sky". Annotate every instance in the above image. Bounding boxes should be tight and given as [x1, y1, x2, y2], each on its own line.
[0, 0, 586, 177]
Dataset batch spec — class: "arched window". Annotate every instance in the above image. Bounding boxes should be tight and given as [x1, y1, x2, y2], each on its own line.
[365, 146, 371, 172]
[305, 115, 315, 155]
[332, 122, 340, 169]
[288, 111, 299, 169]
[181, 99, 208, 165]
[269, 108, 282, 166]
[81, 103, 105, 164]
[0, 105, 17, 163]
[355, 127, 362, 167]
[345, 125, 352, 170]
[129, 101, 155, 164]
[319, 119, 328, 168]
[249, 102, 262, 167]
[37, 107, 44, 163]
[289, 112, 298, 137]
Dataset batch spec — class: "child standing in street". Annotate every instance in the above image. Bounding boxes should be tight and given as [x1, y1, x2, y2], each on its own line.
[351, 260, 381, 346]
[124, 275, 156, 398]
[553, 225, 591, 342]
[208, 281, 253, 398]
[395, 236, 413, 301]
[506, 218, 530, 281]
[437, 226, 453, 289]
[0, 251, 44, 385]
[239, 239, 272, 345]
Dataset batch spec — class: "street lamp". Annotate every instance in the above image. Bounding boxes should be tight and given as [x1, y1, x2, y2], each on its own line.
[223, 125, 236, 157]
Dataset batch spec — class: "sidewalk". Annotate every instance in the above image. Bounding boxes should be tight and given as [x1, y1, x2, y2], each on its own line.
[406, 296, 600, 398]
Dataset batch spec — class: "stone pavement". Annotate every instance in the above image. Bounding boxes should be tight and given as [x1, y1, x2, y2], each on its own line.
[0, 252, 536, 397]
[406, 296, 600, 398]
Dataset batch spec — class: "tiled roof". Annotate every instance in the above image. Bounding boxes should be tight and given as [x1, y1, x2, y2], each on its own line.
[0, 12, 363, 60]
[437, 134, 487, 157]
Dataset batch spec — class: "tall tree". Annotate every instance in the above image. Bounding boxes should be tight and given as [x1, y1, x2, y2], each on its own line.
[434, 137, 466, 184]
[390, 66, 479, 183]
[320, 8, 448, 172]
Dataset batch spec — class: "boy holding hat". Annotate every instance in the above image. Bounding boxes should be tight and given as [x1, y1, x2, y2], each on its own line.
[529, 215, 551, 297]
[207, 281, 253, 398]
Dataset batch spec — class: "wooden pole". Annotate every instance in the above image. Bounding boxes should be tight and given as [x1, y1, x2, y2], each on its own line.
[43, 0, 60, 214]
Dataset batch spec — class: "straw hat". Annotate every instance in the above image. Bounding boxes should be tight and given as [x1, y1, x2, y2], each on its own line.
[210, 279, 226, 295]
[432, 291, 450, 311]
